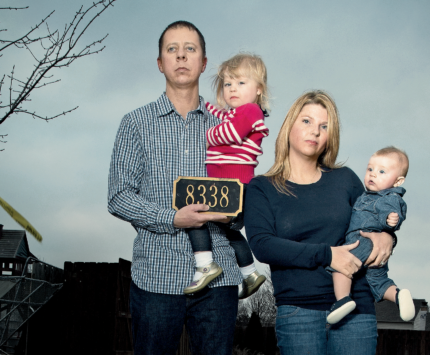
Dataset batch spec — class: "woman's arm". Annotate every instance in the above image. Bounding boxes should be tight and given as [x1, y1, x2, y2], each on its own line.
[330, 241, 362, 279]
[361, 231, 394, 267]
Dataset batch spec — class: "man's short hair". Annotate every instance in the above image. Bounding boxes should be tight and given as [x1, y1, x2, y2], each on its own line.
[158, 21, 206, 59]
[374, 146, 409, 177]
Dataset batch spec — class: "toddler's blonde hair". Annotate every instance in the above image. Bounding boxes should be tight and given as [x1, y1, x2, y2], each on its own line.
[213, 53, 269, 111]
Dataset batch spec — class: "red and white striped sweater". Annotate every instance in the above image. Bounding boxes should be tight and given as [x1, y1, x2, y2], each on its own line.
[205, 102, 269, 184]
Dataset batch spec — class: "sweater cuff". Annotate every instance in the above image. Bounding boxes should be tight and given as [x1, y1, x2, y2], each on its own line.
[315, 244, 332, 267]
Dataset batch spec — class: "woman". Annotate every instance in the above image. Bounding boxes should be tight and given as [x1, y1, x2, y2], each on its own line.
[244, 90, 393, 354]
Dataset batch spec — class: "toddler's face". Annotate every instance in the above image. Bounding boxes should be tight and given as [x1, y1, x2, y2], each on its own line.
[364, 155, 403, 192]
[223, 71, 261, 109]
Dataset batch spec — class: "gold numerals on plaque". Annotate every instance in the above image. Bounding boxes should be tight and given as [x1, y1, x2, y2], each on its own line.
[185, 184, 229, 208]
[186, 185, 195, 205]
[173, 177, 243, 216]
[209, 185, 217, 207]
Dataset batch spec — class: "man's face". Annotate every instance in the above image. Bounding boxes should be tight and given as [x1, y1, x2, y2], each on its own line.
[157, 27, 207, 88]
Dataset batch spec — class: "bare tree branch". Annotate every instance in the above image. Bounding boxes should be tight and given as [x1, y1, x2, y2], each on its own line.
[0, 0, 117, 129]
[0, 6, 29, 10]
[0, 11, 56, 53]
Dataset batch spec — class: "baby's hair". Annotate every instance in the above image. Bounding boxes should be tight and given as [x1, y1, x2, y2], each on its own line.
[212, 53, 269, 111]
[374, 146, 409, 177]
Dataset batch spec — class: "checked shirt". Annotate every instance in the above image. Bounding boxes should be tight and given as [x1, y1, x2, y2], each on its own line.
[108, 93, 242, 295]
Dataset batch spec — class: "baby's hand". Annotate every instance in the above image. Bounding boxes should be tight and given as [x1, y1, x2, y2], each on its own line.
[387, 212, 399, 227]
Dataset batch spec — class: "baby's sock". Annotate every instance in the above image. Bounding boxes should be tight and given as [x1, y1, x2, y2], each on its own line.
[240, 263, 257, 280]
[193, 252, 213, 281]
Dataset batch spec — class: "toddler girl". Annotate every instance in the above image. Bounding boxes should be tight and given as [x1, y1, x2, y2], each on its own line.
[183, 53, 269, 298]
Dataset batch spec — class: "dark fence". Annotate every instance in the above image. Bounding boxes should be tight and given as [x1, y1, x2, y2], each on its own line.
[14, 259, 133, 355]
[377, 329, 430, 355]
[8, 260, 430, 355]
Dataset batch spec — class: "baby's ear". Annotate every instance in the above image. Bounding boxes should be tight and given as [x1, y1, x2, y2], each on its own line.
[394, 176, 405, 187]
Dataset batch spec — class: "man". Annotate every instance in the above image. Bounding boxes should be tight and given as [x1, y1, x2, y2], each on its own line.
[108, 21, 242, 355]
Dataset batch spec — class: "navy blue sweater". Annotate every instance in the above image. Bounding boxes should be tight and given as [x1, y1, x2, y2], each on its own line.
[245, 167, 375, 315]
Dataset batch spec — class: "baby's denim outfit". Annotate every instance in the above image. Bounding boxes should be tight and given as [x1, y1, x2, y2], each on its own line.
[327, 187, 407, 302]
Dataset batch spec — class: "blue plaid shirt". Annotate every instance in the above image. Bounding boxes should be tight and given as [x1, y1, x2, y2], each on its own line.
[108, 93, 242, 294]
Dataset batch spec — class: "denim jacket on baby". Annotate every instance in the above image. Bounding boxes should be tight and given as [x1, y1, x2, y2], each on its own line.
[346, 186, 407, 236]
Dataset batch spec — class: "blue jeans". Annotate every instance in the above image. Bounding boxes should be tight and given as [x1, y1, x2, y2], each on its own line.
[130, 281, 238, 355]
[275, 305, 377, 355]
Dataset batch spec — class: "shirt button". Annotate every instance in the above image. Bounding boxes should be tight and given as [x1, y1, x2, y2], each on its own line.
[184, 150, 189, 155]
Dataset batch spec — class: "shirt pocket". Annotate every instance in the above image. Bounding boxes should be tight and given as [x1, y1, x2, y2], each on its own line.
[353, 195, 376, 212]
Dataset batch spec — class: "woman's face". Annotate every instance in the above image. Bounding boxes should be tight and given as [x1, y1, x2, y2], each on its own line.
[288, 104, 329, 161]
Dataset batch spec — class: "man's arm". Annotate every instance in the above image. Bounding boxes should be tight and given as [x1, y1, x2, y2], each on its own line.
[108, 113, 228, 233]
[108, 113, 179, 234]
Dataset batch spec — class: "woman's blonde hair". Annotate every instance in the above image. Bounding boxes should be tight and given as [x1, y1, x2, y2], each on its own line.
[265, 90, 341, 195]
[213, 53, 270, 111]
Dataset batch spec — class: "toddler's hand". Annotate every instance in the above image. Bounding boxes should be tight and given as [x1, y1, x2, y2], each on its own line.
[387, 212, 399, 227]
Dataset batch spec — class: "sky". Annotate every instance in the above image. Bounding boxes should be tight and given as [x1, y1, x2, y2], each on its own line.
[1, 0, 429, 299]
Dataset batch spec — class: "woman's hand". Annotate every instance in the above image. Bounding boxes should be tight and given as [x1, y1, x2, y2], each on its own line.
[361, 231, 393, 267]
[330, 241, 362, 279]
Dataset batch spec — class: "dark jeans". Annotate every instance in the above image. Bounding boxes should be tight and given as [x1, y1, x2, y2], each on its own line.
[276, 305, 377, 355]
[186, 225, 254, 267]
[130, 281, 238, 355]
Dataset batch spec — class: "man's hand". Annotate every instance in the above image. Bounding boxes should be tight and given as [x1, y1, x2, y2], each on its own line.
[387, 212, 399, 227]
[361, 231, 393, 267]
[330, 241, 362, 279]
[173, 204, 228, 229]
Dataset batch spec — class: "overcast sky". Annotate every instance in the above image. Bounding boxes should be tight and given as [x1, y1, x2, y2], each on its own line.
[1, 0, 429, 299]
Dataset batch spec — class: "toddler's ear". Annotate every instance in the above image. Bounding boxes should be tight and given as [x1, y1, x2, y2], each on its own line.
[394, 176, 405, 187]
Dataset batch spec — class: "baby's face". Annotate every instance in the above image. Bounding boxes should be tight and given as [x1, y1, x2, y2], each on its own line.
[364, 154, 402, 192]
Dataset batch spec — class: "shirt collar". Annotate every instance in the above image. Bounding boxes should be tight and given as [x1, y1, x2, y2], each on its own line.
[156, 92, 206, 118]
[367, 186, 406, 197]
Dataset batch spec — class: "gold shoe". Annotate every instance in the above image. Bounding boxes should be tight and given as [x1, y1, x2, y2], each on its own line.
[239, 271, 266, 299]
[183, 262, 223, 294]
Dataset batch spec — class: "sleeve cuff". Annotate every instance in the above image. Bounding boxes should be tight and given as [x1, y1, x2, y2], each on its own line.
[145, 206, 176, 234]
[156, 208, 177, 234]
[315, 244, 332, 267]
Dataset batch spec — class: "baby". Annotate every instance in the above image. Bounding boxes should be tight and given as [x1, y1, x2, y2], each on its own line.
[183, 53, 269, 298]
[327, 146, 414, 324]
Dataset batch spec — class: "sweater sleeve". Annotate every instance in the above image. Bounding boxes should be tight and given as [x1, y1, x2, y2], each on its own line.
[205, 102, 229, 120]
[245, 178, 332, 268]
[206, 103, 266, 147]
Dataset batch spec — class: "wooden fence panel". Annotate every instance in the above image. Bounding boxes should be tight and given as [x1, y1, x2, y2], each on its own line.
[376, 329, 430, 355]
